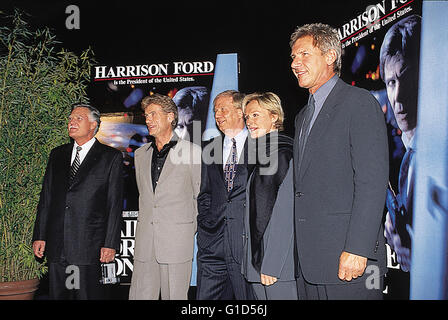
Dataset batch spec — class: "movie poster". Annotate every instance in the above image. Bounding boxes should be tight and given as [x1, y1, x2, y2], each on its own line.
[90, 54, 238, 286]
[338, 0, 422, 299]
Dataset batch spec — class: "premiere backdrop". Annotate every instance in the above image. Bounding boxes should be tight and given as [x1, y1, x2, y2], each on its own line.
[4, 0, 445, 300]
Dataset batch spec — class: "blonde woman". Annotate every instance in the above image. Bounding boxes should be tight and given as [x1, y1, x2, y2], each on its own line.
[241, 92, 297, 300]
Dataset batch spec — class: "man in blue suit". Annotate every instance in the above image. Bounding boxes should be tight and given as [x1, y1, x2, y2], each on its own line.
[290, 23, 389, 299]
[196, 90, 254, 300]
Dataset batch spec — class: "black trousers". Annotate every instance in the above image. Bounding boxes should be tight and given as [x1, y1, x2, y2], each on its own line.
[196, 232, 254, 300]
[48, 259, 108, 300]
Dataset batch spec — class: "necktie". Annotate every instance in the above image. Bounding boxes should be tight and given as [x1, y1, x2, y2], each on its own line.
[70, 146, 82, 182]
[398, 147, 414, 208]
[224, 138, 237, 192]
[298, 95, 315, 164]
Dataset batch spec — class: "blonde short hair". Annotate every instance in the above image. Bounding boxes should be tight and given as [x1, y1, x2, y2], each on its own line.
[213, 90, 245, 110]
[242, 92, 285, 131]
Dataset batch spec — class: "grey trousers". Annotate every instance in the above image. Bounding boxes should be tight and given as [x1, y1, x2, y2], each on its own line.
[252, 280, 298, 300]
[129, 259, 192, 300]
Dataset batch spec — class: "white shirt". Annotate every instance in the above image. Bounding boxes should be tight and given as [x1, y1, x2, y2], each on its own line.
[71, 137, 96, 165]
[222, 127, 248, 169]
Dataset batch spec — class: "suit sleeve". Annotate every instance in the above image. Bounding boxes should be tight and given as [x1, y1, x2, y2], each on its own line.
[344, 91, 389, 259]
[197, 157, 211, 227]
[103, 151, 124, 251]
[32, 149, 54, 243]
[191, 144, 202, 224]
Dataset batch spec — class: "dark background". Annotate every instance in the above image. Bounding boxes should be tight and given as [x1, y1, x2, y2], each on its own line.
[1, 0, 381, 136]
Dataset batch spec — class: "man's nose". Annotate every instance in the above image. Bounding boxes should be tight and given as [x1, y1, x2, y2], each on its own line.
[394, 82, 405, 103]
[291, 57, 301, 68]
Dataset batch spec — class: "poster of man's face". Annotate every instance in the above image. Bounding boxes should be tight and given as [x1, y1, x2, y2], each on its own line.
[172, 86, 210, 143]
[380, 15, 421, 138]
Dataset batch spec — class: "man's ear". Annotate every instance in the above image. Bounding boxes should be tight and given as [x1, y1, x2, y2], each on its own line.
[325, 49, 338, 67]
[236, 108, 244, 119]
[90, 121, 97, 132]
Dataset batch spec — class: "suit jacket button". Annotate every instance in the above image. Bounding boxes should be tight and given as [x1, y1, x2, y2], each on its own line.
[295, 192, 303, 197]
[227, 199, 232, 203]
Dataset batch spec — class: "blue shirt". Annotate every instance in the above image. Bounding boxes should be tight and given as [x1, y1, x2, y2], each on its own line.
[309, 74, 339, 131]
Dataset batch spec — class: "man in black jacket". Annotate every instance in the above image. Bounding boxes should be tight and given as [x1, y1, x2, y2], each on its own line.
[32, 104, 123, 299]
[196, 90, 253, 300]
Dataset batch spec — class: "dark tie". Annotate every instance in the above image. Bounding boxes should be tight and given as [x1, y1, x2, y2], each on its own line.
[398, 147, 414, 208]
[70, 146, 82, 182]
[224, 138, 237, 192]
[298, 95, 315, 164]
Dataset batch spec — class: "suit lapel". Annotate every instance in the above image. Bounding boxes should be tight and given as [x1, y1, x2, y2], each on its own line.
[212, 135, 226, 187]
[156, 140, 181, 189]
[59, 143, 73, 190]
[293, 108, 306, 184]
[142, 142, 155, 196]
[235, 138, 248, 176]
[298, 79, 346, 181]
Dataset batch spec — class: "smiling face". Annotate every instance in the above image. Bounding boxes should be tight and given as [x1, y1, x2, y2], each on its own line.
[244, 100, 277, 138]
[68, 107, 97, 145]
[143, 103, 174, 140]
[290, 36, 336, 94]
[214, 95, 244, 137]
[384, 54, 418, 135]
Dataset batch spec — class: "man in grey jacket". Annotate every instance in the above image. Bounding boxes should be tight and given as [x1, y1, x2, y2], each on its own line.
[291, 23, 389, 299]
[129, 94, 201, 300]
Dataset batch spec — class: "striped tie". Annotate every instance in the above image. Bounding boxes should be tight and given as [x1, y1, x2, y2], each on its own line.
[224, 138, 237, 192]
[70, 146, 82, 182]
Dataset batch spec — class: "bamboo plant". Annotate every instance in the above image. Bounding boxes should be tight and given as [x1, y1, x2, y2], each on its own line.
[0, 11, 94, 282]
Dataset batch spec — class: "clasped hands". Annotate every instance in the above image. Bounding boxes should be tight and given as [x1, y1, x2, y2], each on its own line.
[260, 251, 366, 286]
[32, 240, 116, 263]
[260, 251, 367, 286]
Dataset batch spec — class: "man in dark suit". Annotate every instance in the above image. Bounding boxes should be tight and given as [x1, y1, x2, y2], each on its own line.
[32, 104, 123, 299]
[196, 90, 253, 300]
[290, 24, 389, 299]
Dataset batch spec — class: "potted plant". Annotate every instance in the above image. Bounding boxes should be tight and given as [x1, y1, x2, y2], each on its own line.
[0, 11, 93, 299]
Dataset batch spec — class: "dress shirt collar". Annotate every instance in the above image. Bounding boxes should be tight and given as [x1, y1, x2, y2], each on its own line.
[149, 132, 179, 155]
[401, 133, 416, 151]
[72, 137, 96, 164]
[223, 126, 248, 166]
[307, 74, 338, 131]
[224, 126, 248, 148]
[311, 74, 339, 112]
